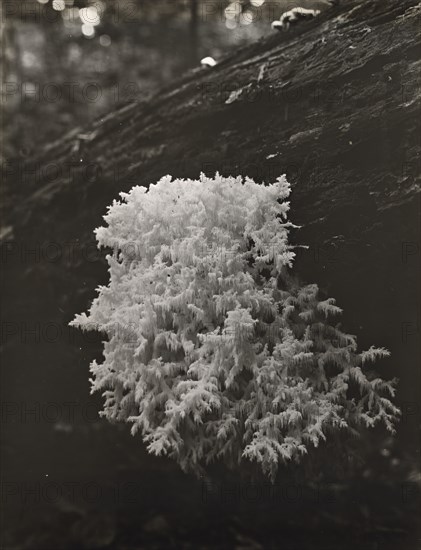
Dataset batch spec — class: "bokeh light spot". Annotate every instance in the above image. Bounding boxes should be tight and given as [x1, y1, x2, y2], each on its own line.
[99, 35, 112, 47]
[52, 0, 66, 11]
[81, 24, 95, 38]
[79, 6, 101, 26]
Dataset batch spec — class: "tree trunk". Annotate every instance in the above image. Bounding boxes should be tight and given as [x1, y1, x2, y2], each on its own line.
[190, 0, 199, 65]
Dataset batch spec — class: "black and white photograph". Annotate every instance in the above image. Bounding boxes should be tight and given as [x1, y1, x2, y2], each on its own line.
[1, 0, 420, 548]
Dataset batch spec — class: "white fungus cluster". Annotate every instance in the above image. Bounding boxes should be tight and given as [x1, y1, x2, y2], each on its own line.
[71, 174, 399, 480]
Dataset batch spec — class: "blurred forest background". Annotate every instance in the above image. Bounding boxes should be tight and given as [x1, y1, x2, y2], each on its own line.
[2, 0, 272, 159]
